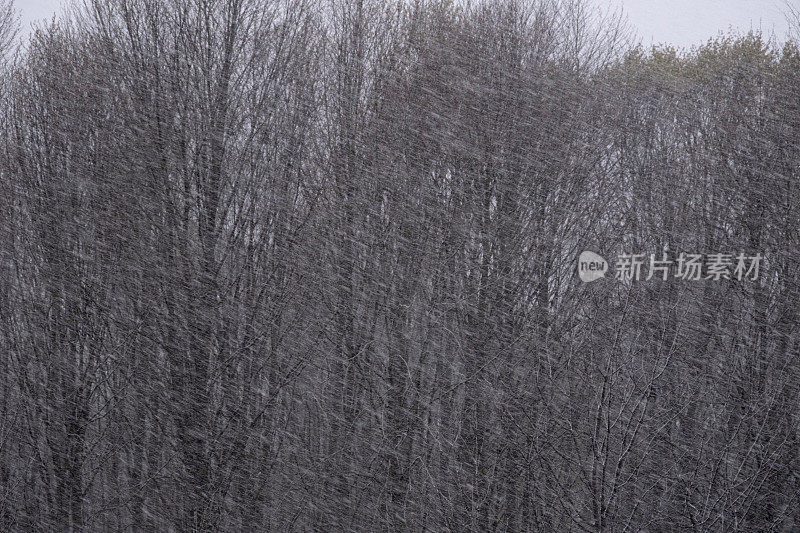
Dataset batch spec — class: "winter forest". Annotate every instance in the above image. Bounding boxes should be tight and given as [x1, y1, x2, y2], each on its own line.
[0, 0, 799, 530]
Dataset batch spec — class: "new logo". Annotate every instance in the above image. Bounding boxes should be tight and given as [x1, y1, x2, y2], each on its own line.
[578, 251, 608, 283]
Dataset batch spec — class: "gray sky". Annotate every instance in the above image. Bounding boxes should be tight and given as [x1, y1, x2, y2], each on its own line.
[17, 0, 63, 32]
[603, 0, 796, 49]
[14, 0, 799, 49]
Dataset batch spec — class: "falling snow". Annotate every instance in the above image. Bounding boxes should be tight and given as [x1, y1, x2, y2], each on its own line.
[0, 0, 799, 531]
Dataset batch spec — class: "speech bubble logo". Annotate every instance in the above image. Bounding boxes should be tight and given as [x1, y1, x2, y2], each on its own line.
[578, 251, 608, 282]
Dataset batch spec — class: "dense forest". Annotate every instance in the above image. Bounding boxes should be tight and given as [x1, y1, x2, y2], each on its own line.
[0, 0, 799, 530]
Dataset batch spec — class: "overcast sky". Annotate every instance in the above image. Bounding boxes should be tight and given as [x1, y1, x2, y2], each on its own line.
[13, 0, 799, 50]
[607, 0, 795, 49]
[17, 0, 63, 32]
